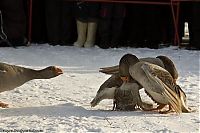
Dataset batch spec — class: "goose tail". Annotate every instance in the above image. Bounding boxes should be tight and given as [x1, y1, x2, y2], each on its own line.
[99, 65, 119, 74]
[162, 84, 182, 114]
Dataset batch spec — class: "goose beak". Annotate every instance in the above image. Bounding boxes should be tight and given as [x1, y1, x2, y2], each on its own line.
[120, 76, 129, 82]
[55, 67, 63, 75]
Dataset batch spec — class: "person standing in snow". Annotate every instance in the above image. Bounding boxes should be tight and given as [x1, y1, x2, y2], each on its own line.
[189, 2, 200, 50]
[73, 1, 100, 48]
[125, 5, 163, 49]
[45, 0, 76, 46]
[0, 0, 26, 47]
[98, 3, 126, 49]
[178, 2, 200, 50]
[30, 0, 47, 44]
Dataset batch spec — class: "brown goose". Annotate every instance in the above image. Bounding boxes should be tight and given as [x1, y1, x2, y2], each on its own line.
[0, 62, 63, 108]
[120, 54, 191, 114]
[91, 55, 178, 108]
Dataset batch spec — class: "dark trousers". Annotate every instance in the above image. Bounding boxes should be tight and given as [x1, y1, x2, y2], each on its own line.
[124, 5, 162, 48]
[0, 0, 26, 45]
[98, 3, 126, 48]
[45, 0, 76, 45]
[31, 0, 47, 43]
[190, 3, 200, 49]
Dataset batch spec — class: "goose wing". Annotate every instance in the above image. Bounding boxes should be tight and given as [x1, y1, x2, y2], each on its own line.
[141, 63, 182, 113]
[90, 73, 123, 107]
[98, 73, 122, 93]
[142, 63, 175, 90]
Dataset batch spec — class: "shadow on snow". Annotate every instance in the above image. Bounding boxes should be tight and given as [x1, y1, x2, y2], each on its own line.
[0, 103, 166, 118]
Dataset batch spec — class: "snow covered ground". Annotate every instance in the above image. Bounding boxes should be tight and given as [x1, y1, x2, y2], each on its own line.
[0, 44, 199, 133]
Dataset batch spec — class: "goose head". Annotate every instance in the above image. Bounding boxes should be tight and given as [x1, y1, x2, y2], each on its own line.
[156, 55, 178, 82]
[119, 54, 140, 82]
[35, 66, 63, 79]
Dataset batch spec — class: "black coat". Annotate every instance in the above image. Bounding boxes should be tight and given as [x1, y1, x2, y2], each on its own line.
[74, 2, 100, 22]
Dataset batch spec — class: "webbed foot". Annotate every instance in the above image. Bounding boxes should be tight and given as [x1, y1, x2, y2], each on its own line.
[142, 104, 166, 112]
[0, 101, 9, 108]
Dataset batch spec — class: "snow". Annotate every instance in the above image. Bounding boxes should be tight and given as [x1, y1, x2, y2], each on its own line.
[0, 44, 199, 133]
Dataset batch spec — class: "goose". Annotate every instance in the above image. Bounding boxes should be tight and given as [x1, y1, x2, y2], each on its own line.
[0, 62, 63, 108]
[90, 55, 178, 109]
[119, 54, 191, 113]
